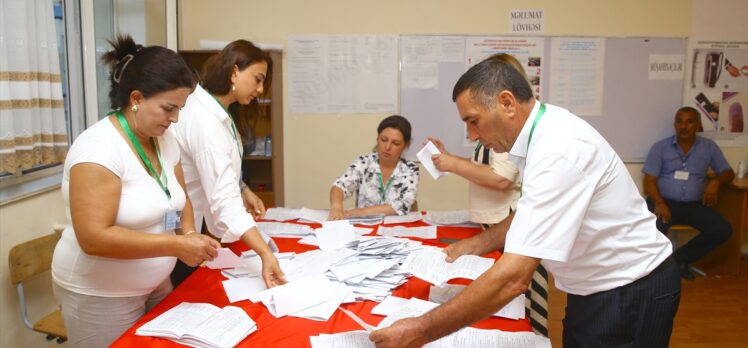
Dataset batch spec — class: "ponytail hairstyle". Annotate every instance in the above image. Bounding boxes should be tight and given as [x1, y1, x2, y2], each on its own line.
[101, 34, 195, 110]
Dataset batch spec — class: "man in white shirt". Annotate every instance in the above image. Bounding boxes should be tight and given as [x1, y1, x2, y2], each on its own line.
[370, 57, 679, 347]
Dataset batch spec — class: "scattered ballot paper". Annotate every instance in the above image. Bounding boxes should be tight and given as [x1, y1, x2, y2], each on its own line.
[417, 141, 448, 180]
[429, 284, 525, 320]
[205, 248, 245, 269]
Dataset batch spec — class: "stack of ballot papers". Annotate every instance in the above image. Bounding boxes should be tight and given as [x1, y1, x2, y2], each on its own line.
[374, 297, 549, 348]
[298, 227, 373, 246]
[429, 284, 526, 320]
[261, 207, 301, 222]
[309, 327, 550, 348]
[345, 214, 385, 225]
[309, 330, 372, 348]
[298, 207, 330, 223]
[376, 225, 437, 239]
[423, 210, 477, 226]
[135, 302, 257, 348]
[399, 246, 494, 285]
[382, 212, 423, 224]
[257, 221, 314, 238]
[251, 275, 353, 321]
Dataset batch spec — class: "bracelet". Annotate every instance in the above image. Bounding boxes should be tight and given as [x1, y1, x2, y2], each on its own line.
[184, 230, 197, 235]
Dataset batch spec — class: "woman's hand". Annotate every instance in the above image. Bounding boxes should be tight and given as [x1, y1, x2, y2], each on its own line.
[328, 206, 345, 220]
[260, 254, 287, 288]
[175, 234, 221, 267]
[242, 187, 266, 219]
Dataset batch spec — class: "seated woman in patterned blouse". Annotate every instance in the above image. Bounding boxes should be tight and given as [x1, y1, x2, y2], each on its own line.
[328, 115, 420, 220]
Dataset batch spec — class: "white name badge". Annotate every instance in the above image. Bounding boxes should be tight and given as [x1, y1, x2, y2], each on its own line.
[164, 210, 182, 230]
[674, 170, 689, 180]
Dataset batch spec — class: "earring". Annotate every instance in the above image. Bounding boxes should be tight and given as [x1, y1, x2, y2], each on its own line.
[232, 84, 236, 92]
[131, 105, 138, 112]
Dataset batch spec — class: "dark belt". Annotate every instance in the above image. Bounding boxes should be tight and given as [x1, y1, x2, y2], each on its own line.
[647, 255, 675, 278]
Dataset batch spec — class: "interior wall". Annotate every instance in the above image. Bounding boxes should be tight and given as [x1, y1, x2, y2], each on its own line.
[179, 0, 696, 211]
[0, 190, 67, 347]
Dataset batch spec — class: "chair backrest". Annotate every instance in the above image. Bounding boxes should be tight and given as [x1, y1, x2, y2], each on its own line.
[8, 232, 61, 285]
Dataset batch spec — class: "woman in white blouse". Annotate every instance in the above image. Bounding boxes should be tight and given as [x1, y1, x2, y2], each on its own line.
[51, 35, 221, 347]
[328, 115, 420, 220]
[171, 40, 285, 288]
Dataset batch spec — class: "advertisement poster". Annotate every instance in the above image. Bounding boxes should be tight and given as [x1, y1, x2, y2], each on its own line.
[686, 41, 748, 134]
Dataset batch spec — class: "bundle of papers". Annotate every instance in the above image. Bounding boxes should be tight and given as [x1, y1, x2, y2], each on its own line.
[261, 207, 301, 222]
[376, 225, 437, 239]
[382, 212, 423, 224]
[317, 220, 358, 250]
[374, 297, 549, 348]
[429, 284, 525, 320]
[345, 214, 385, 225]
[135, 302, 257, 348]
[423, 210, 477, 226]
[251, 275, 353, 321]
[399, 247, 494, 285]
[298, 207, 330, 223]
[257, 221, 314, 237]
[309, 330, 372, 348]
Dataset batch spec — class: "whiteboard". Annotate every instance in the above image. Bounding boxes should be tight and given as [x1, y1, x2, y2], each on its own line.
[400, 36, 687, 162]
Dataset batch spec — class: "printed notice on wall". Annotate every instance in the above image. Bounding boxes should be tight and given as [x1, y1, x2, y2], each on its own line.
[649, 54, 685, 80]
[288, 35, 398, 114]
[465, 36, 545, 99]
[400, 36, 465, 89]
[549, 37, 605, 117]
[508, 9, 544, 34]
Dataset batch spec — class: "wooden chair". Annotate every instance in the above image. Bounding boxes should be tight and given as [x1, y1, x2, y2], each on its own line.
[668, 224, 707, 277]
[8, 232, 67, 343]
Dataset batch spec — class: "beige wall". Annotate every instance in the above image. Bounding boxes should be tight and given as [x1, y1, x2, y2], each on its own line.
[0, 189, 67, 347]
[179, 0, 699, 210]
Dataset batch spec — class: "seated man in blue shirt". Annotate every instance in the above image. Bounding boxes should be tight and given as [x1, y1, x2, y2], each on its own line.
[643, 106, 735, 280]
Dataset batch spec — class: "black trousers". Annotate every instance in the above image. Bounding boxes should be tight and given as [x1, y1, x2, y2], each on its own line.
[646, 197, 732, 264]
[563, 257, 681, 347]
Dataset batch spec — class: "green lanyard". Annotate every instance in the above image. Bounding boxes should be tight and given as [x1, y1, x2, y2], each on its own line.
[210, 94, 243, 157]
[520, 103, 546, 197]
[377, 172, 394, 202]
[115, 110, 171, 199]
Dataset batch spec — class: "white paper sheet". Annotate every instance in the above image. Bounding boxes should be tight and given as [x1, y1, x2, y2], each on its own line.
[429, 284, 525, 319]
[317, 220, 357, 250]
[400, 248, 494, 285]
[549, 37, 605, 116]
[383, 212, 423, 224]
[417, 141, 447, 180]
[205, 248, 245, 269]
[309, 330, 373, 348]
[222, 277, 267, 303]
[370, 296, 410, 316]
[376, 297, 440, 329]
[377, 225, 437, 239]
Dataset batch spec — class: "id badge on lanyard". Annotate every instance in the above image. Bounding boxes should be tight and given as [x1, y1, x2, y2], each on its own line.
[164, 210, 182, 230]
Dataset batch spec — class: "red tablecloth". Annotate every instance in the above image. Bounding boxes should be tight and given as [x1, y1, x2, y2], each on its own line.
[112, 220, 531, 347]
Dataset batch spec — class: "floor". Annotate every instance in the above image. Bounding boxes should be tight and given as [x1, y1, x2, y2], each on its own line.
[547, 258, 748, 347]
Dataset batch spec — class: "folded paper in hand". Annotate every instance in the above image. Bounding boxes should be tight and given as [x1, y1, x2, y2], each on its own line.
[417, 141, 448, 180]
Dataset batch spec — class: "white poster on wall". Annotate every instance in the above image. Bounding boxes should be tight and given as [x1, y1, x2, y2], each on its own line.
[465, 36, 545, 99]
[548, 37, 605, 117]
[288, 35, 398, 114]
[400, 36, 465, 89]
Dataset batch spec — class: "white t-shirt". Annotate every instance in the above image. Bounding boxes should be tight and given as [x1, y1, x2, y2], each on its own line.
[52, 117, 185, 297]
[504, 102, 672, 296]
[468, 146, 520, 224]
[172, 85, 256, 243]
